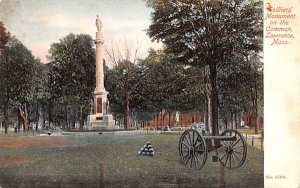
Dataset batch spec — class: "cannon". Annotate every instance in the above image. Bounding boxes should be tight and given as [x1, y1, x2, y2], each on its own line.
[179, 129, 247, 171]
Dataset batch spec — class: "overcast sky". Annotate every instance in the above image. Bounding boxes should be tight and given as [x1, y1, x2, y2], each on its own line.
[0, 0, 161, 64]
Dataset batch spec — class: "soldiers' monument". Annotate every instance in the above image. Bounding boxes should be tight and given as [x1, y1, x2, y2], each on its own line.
[87, 15, 115, 130]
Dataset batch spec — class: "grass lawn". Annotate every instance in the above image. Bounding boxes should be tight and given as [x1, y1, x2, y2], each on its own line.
[0, 132, 263, 188]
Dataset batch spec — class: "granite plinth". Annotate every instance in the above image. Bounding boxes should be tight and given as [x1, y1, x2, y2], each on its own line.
[87, 114, 116, 130]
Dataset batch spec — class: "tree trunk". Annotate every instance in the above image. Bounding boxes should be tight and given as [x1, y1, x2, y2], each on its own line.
[3, 103, 8, 134]
[48, 101, 53, 128]
[254, 81, 258, 134]
[231, 112, 234, 129]
[124, 92, 129, 130]
[204, 94, 210, 132]
[18, 112, 21, 132]
[203, 67, 210, 132]
[224, 116, 228, 130]
[168, 111, 171, 127]
[234, 112, 238, 130]
[35, 103, 39, 132]
[238, 112, 242, 129]
[156, 113, 159, 129]
[160, 111, 164, 128]
[42, 103, 46, 129]
[118, 117, 121, 127]
[250, 83, 258, 134]
[19, 103, 29, 132]
[66, 105, 69, 129]
[209, 63, 219, 136]
[80, 105, 84, 129]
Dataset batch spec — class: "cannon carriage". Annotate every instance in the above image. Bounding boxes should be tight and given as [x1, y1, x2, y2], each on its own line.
[179, 129, 247, 171]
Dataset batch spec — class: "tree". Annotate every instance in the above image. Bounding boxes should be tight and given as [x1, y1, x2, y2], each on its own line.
[147, 0, 263, 135]
[131, 48, 205, 128]
[0, 37, 37, 133]
[48, 33, 96, 129]
[245, 54, 263, 133]
[0, 21, 10, 52]
[0, 21, 10, 132]
[105, 39, 141, 130]
[218, 56, 250, 130]
[105, 60, 137, 129]
[30, 59, 49, 131]
[218, 53, 263, 133]
[130, 49, 171, 127]
[131, 49, 170, 113]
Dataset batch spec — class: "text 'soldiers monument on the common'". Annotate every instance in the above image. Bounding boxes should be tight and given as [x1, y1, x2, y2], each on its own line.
[87, 15, 115, 130]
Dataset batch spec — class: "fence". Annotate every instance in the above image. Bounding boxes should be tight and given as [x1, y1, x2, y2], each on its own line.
[244, 134, 264, 150]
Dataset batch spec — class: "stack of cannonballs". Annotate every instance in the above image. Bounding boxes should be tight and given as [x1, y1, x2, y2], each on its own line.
[138, 141, 154, 156]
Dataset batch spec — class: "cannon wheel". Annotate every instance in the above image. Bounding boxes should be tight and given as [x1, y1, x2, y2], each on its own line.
[219, 129, 247, 169]
[179, 129, 207, 171]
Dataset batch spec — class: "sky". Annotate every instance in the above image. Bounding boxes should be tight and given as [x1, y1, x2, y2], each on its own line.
[0, 0, 161, 64]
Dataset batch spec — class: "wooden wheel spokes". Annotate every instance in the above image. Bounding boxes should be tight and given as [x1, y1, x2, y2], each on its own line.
[179, 129, 207, 171]
[219, 129, 247, 169]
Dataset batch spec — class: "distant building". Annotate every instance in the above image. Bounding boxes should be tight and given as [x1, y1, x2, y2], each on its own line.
[147, 111, 203, 129]
[242, 112, 263, 129]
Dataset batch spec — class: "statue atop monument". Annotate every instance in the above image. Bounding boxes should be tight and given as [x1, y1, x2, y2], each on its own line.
[96, 15, 103, 32]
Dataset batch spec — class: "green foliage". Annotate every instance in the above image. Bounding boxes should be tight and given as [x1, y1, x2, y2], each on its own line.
[147, 0, 263, 133]
[0, 37, 33, 104]
[147, 0, 263, 66]
[131, 49, 170, 113]
[218, 53, 263, 115]
[32, 59, 49, 100]
[105, 60, 137, 128]
[105, 61, 131, 115]
[48, 33, 95, 101]
[29, 59, 49, 128]
[0, 37, 36, 102]
[0, 36, 42, 132]
[0, 21, 11, 50]
[48, 33, 96, 128]
[105, 48, 206, 123]
[217, 51, 263, 132]
[133, 49, 205, 114]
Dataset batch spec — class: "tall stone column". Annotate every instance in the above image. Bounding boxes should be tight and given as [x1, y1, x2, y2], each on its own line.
[95, 31, 104, 92]
[87, 15, 115, 130]
[93, 29, 108, 117]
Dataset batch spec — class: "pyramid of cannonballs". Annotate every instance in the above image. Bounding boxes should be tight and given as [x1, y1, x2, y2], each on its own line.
[138, 141, 154, 156]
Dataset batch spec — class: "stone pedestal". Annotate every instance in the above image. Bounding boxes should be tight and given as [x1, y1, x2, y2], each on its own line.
[88, 114, 115, 130]
[88, 90, 115, 130]
[87, 22, 116, 130]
